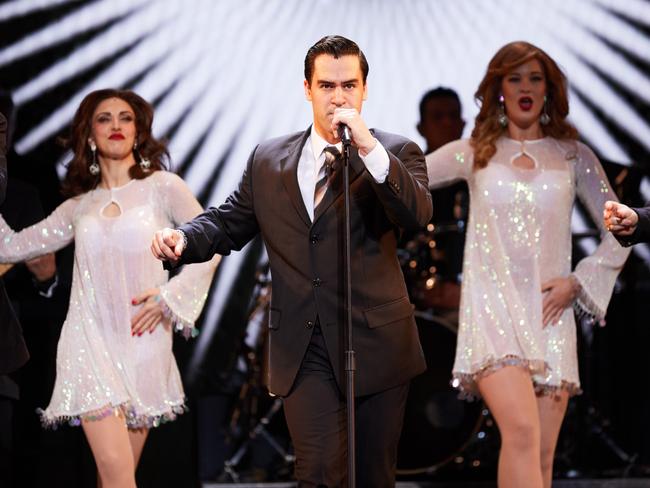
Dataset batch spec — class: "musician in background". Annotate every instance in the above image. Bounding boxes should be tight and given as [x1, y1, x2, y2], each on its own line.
[408, 87, 468, 312]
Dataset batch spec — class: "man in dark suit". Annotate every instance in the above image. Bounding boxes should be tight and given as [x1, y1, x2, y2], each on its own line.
[0, 95, 29, 486]
[152, 35, 432, 487]
[0, 108, 29, 376]
[604, 200, 650, 246]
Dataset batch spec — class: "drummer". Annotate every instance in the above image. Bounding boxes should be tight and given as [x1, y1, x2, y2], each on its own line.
[412, 87, 468, 310]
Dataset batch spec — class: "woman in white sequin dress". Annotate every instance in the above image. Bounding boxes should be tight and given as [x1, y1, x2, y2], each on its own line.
[0, 89, 219, 488]
[426, 42, 630, 488]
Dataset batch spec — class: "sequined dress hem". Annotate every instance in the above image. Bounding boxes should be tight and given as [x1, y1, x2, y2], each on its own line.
[452, 354, 582, 400]
[37, 400, 188, 430]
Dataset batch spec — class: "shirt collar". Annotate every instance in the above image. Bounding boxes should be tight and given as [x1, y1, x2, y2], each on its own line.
[310, 125, 342, 164]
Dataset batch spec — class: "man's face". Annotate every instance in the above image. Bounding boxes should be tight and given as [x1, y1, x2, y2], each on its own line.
[417, 97, 465, 153]
[304, 54, 367, 143]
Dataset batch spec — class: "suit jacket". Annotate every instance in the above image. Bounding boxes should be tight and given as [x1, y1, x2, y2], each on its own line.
[0, 133, 29, 376]
[615, 206, 650, 247]
[176, 128, 432, 396]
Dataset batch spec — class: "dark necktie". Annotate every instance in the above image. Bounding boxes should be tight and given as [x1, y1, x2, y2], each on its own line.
[313, 145, 340, 209]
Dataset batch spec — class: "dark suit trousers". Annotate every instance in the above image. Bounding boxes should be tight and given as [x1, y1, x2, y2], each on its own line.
[282, 324, 409, 488]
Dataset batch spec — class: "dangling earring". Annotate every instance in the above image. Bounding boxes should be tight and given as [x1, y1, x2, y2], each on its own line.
[88, 140, 100, 176]
[134, 141, 151, 170]
[497, 95, 508, 127]
[540, 95, 551, 125]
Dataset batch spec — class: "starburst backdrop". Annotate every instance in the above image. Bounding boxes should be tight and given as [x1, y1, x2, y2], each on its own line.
[1, 0, 649, 377]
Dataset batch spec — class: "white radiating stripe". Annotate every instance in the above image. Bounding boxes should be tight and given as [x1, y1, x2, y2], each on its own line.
[640, 176, 650, 203]
[547, 0, 650, 103]
[137, 1, 229, 139]
[568, 92, 630, 164]
[13, 1, 180, 105]
[179, 0, 315, 200]
[14, 2, 190, 153]
[0, 0, 79, 22]
[201, 0, 322, 207]
[161, 2, 256, 174]
[568, 0, 650, 63]
[593, 0, 650, 27]
[0, 0, 150, 66]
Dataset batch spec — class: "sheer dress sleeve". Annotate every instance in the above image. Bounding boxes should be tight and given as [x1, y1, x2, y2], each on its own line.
[0, 198, 77, 262]
[425, 139, 474, 190]
[155, 172, 220, 337]
[571, 142, 630, 323]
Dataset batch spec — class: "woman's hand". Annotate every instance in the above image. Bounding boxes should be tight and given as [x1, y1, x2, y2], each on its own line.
[131, 287, 164, 336]
[541, 277, 579, 327]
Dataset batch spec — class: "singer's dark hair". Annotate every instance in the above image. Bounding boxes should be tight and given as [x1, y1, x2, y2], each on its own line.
[304, 35, 369, 85]
[61, 88, 169, 197]
[418, 87, 462, 121]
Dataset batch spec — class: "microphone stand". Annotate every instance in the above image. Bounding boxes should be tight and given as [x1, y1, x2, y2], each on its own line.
[341, 131, 356, 488]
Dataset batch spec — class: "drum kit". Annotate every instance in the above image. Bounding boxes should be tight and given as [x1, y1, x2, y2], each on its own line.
[395, 220, 498, 476]
[222, 219, 498, 480]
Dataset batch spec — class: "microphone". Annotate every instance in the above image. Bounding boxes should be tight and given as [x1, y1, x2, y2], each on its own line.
[338, 123, 352, 147]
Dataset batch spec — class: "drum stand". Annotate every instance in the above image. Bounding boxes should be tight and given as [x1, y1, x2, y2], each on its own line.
[556, 314, 638, 478]
[221, 266, 295, 482]
[222, 395, 295, 482]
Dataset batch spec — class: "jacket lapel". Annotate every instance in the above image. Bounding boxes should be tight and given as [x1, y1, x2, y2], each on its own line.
[281, 128, 312, 227]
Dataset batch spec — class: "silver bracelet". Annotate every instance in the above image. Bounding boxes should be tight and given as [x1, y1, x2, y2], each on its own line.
[177, 229, 188, 251]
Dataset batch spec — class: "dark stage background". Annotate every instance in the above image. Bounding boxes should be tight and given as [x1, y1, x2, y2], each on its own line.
[1, 0, 650, 486]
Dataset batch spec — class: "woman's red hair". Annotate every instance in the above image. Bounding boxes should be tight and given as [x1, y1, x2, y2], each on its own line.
[470, 41, 578, 169]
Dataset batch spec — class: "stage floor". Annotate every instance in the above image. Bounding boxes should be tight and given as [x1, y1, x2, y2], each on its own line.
[204, 481, 650, 487]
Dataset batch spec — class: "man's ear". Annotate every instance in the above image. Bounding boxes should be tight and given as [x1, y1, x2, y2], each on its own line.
[416, 122, 424, 138]
[304, 79, 312, 101]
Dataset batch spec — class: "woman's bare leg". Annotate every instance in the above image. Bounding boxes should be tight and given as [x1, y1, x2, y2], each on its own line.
[128, 427, 150, 468]
[537, 390, 569, 488]
[82, 412, 136, 488]
[477, 366, 544, 488]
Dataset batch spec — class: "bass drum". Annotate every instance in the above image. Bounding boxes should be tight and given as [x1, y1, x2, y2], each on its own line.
[397, 313, 483, 475]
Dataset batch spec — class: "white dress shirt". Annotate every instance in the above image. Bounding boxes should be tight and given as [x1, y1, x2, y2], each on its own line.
[297, 125, 390, 221]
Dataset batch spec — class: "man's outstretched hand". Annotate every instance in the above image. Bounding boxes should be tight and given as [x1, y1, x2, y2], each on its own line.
[603, 200, 638, 237]
[151, 228, 185, 262]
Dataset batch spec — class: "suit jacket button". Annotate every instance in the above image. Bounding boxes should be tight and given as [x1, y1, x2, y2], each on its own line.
[312, 278, 321, 287]
[310, 234, 319, 244]
[305, 320, 314, 329]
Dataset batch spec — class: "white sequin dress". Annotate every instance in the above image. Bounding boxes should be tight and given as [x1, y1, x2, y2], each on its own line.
[0, 171, 218, 427]
[426, 137, 630, 396]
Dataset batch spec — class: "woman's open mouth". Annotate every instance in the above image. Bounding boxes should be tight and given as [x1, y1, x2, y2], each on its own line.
[518, 97, 533, 111]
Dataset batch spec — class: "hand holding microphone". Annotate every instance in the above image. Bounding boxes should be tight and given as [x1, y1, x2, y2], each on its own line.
[331, 107, 377, 156]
